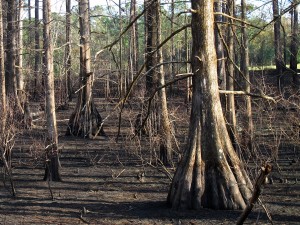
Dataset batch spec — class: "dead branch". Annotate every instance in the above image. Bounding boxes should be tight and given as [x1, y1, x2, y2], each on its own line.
[237, 163, 272, 225]
[219, 90, 276, 102]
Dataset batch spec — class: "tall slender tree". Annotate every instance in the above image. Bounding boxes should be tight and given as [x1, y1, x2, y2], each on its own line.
[273, 0, 285, 90]
[43, 0, 61, 181]
[128, 0, 138, 86]
[65, 0, 72, 101]
[156, 0, 173, 165]
[167, 0, 252, 210]
[66, 0, 106, 138]
[33, 0, 40, 100]
[0, 0, 6, 128]
[290, 2, 299, 86]
[6, 0, 17, 96]
[16, 0, 25, 104]
[241, 0, 253, 154]
[226, 0, 239, 149]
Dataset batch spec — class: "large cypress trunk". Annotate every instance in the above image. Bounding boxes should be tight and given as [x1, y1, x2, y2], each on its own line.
[66, 0, 106, 138]
[167, 0, 252, 210]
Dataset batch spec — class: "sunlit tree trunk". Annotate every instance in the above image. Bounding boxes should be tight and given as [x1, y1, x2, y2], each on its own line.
[16, 0, 25, 106]
[43, 0, 61, 181]
[225, 0, 239, 150]
[167, 0, 252, 210]
[290, 2, 299, 86]
[214, 0, 226, 91]
[241, 0, 253, 154]
[66, 0, 106, 138]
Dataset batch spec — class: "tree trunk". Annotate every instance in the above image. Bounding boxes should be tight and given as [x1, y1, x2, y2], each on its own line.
[214, 0, 226, 91]
[16, 0, 26, 108]
[43, 0, 61, 181]
[0, 0, 6, 128]
[290, 2, 299, 86]
[273, 0, 285, 91]
[156, 0, 173, 166]
[145, 0, 157, 93]
[5, 0, 17, 96]
[226, 0, 239, 150]
[66, 0, 106, 138]
[167, 0, 252, 210]
[65, 0, 72, 102]
[241, 0, 253, 155]
[33, 0, 40, 100]
[128, 0, 138, 88]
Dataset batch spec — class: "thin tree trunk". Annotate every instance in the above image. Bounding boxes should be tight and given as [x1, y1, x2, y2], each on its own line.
[65, 0, 72, 101]
[214, 0, 226, 90]
[273, 0, 284, 91]
[34, 0, 40, 100]
[290, 2, 299, 86]
[43, 0, 61, 181]
[129, 0, 138, 87]
[226, 0, 239, 150]
[167, 0, 252, 210]
[0, 0, 6, 128]
[241, 0, 253, 155]
[157, 0, 173, 166]
[169, 0, 175, 95]
[16, 0, 25, 107]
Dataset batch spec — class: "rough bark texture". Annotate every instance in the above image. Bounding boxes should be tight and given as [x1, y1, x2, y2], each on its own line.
[43, 0, 61, 181]
[145, 0, 157, 92]
[5, 0, 17, 96]
[66, 0, 106, 138]
[167, 0, 252, 210]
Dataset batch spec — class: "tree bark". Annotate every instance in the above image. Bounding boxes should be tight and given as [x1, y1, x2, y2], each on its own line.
[33, 0, 40, 100]
[0, 0, 6, 128]
[65, 0, 72, 101]
[145, 0, 157, 93]
[226, 0, 239, 150]
[5, 0, 17, 96]
[273, 0, 285, 91]
[167, 0, 252, 210]
[157, 0, 173, 166]
[66, 0, 106, 138]
[290, 2, 299, 86]
[43, 0, 61, 181]
[241, 0, 253, 155]
[214, 0, 226, 91]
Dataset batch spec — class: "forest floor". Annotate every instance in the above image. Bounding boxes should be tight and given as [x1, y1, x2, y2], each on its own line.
[0, 97, 299, 225]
